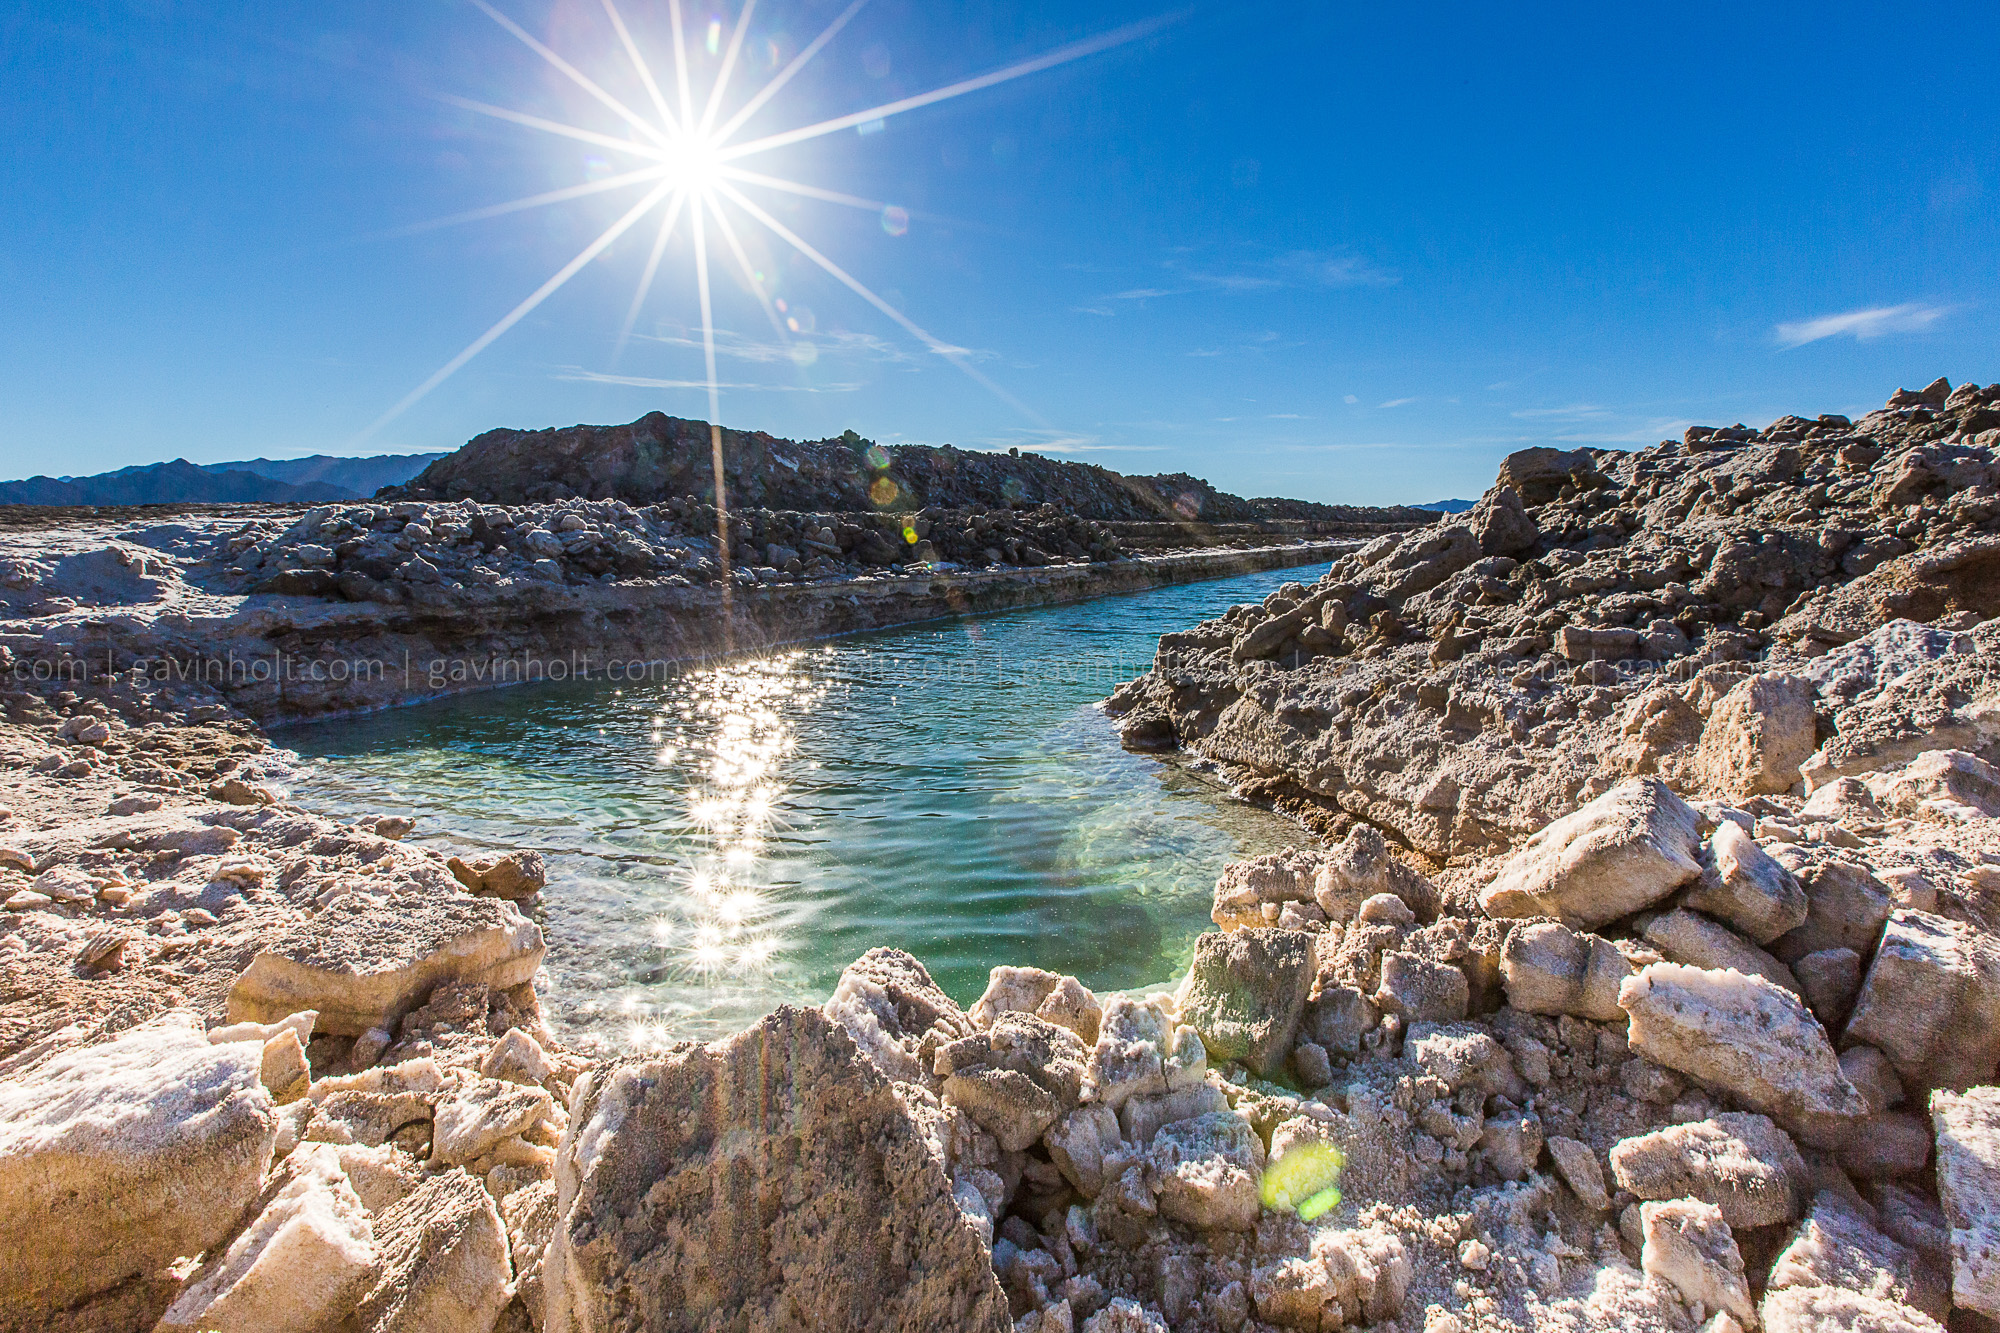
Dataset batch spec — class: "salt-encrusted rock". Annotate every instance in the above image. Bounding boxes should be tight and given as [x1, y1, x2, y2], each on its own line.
[306, 1090, 433, 1149]
[227, 894, 545, 1036]
[1147, 1110, 1264, 1231]
[1249, 1256, 1329, 1329]
[1769, 1189, 1922, 1307]
[1840, 1047, 1905, 1114]
[0, 1011, 278, 1320]
[1406, 1022, 1525, 1101]
[1687, 820, 1809, 944]
[1045, 1103, 1124, 1197]
[208, 1009, 318, 1047]
[1931, 1085, 2000, 1320]
[1478, 1109, 1544, 1181]
[330, 1141, 424, 1214]
[1118, 1083, 1230, 1148]
[261, 1028, 313, 1104]
[936, 1011, 1088, 1153]
[1801, 775, 1886, 824]
[1498, 921, 1631, 1021]
[1845, 910, 2000, 1091]
[1546, 1134, 1611, 1211]
[1872, 748, 2000, 818]
[544, 1004, 1010, 1332]
[1480, 778, 1704, 928]
[1642, 908, 1800, 993]
[1759, 1285, 1943, 1333]
[1837, 1112, 1934, 1180]
[1773, 860, 1894, 964]
[349, 1168, 512, 1333]
[1608, 1114, 1809, 1228]
[1375, 950, 1470, 1023]
[1640, 1198, 1755, 1328]
[822, 946, 977, 1088]
[1086, 996, 1199, 1109]
[1313, 1225, 1412, 1325]
[1299, 984, 1376, 1059]
[1695, 672, 1818, 797]
[502, 1178, 557, 1331]
[1470, 483, 1539, 555]
[1619, 963, 1870, 1135]
[969, 966, 1102, 1046]
[431, 1077, 555, 1168]
[480, 1026, 552, 1087]
[156, 1143, 379, 1333]
[1082, 1298, 1168, 1333]
[447, 848, 547, 900]
[1211, 846, 1322, 931]
[1177, 927, 1314, 1077]
[1311, 824, 1440, 923]
[1796, 949, 1864, 1027]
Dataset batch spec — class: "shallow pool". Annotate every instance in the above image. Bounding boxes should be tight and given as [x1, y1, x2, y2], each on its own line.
[280, 564, 1322, 1050]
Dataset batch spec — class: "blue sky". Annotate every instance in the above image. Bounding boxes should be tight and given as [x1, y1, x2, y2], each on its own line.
[3, 1, 1996, 504]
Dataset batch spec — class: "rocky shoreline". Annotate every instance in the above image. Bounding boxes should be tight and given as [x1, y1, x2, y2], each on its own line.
[2, 382, 1998, 1333]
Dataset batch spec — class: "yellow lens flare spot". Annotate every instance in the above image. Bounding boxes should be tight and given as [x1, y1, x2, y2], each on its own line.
[1260, 1141, 1345, 1221]
[869, 477, 900, 507]
[901, 524, 919, 544]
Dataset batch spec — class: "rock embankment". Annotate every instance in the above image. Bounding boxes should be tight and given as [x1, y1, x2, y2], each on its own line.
[2, 378, 1998, 1333]
[386, 412, 1436, 533]
[1106, 377, 2000, 863]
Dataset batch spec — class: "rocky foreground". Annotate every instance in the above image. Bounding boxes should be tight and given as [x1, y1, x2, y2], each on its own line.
[0, 380, 1997, 1332]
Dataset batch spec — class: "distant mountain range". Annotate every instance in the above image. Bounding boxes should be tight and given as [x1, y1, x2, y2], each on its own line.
[1413, 499, 1475, 513]
[0, 452, 447, 507]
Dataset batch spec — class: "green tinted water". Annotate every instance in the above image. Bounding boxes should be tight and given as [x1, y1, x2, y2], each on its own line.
[280, 565, 1321, 1051]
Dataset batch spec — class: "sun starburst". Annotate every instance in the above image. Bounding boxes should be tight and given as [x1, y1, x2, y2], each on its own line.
[368, 0, 1168, 446]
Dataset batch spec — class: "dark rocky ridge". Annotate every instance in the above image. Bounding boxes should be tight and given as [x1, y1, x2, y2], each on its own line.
[1107, 375, 2000, 863]
[387, 410, 1433, 530]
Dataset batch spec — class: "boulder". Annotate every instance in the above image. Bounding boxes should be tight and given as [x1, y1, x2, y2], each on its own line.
[1695, 673, 1817, 797]
[1210, 847, 1322, 931]
[822, 947, 977, 1088]
[1546, 1135, 1611, 1211]
[1640, 1198, 1755, 1329]
[1311, 825, 1440, 923]
[935, 1012, 1088, 1153]
[1118, 1083, 1231, 1148]
[1177, 928, 1315, 1077]
[1496, 446, 1600, 506]
[1873, 748, 2000, 818]
[543, 1004, 1010, 1332]
[1480, 778, 1704, 928]
[1044, 1103, 1124, 1197]
[156, 1143, 380, 1333]
[1469, 485, 1539, 556]
[1641, 908, 1800, 993]
[1086, 995, 1206, 1109]
[1844, 910, 2000, 1091]
[1931, 1085, 2000, 1320]
[447, 849, 547, 900]
[968, 966, 1102, 1047]
[1619, 963, 1870, 1137]
[1772, 860, 1893, 964]
[1837, 1112, 1933, 1180]
[1498, 921, 1632, 1021]
[1686, 820, 1809, 944]
[1298, 984, 1377, 1059]
[430, 1078, 555, 1168]
[1795, 949, 1864, 1027]
[1374, 951, 1469, 1024]
[228, 894, 545, 1036]
[1147, 1111, 1265, 1231]
[0, 1012, 278, 1321]
[1768, 1189, 1922, 1308]
[1608, 1113, 1809, 1229]
[349, 1168, 512, 1333]
[480, 1027, 553, 1087]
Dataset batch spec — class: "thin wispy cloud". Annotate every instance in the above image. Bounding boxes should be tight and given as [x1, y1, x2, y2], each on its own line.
[557, 369, 866, 393]
[1773, 303, 1950, 349]
[1378, 397, 1416, 409]
[1097, 248, 1396, 307]
[1511, 403, 1609, 421]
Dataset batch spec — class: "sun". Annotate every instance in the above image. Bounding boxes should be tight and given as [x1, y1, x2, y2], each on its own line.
[364, 0, 1171, 442]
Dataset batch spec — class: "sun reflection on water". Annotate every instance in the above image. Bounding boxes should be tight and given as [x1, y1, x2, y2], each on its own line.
[638, 650, 826, 1010]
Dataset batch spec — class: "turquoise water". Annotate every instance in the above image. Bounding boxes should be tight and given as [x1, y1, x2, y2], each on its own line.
[280, 564, 1322, 1051]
